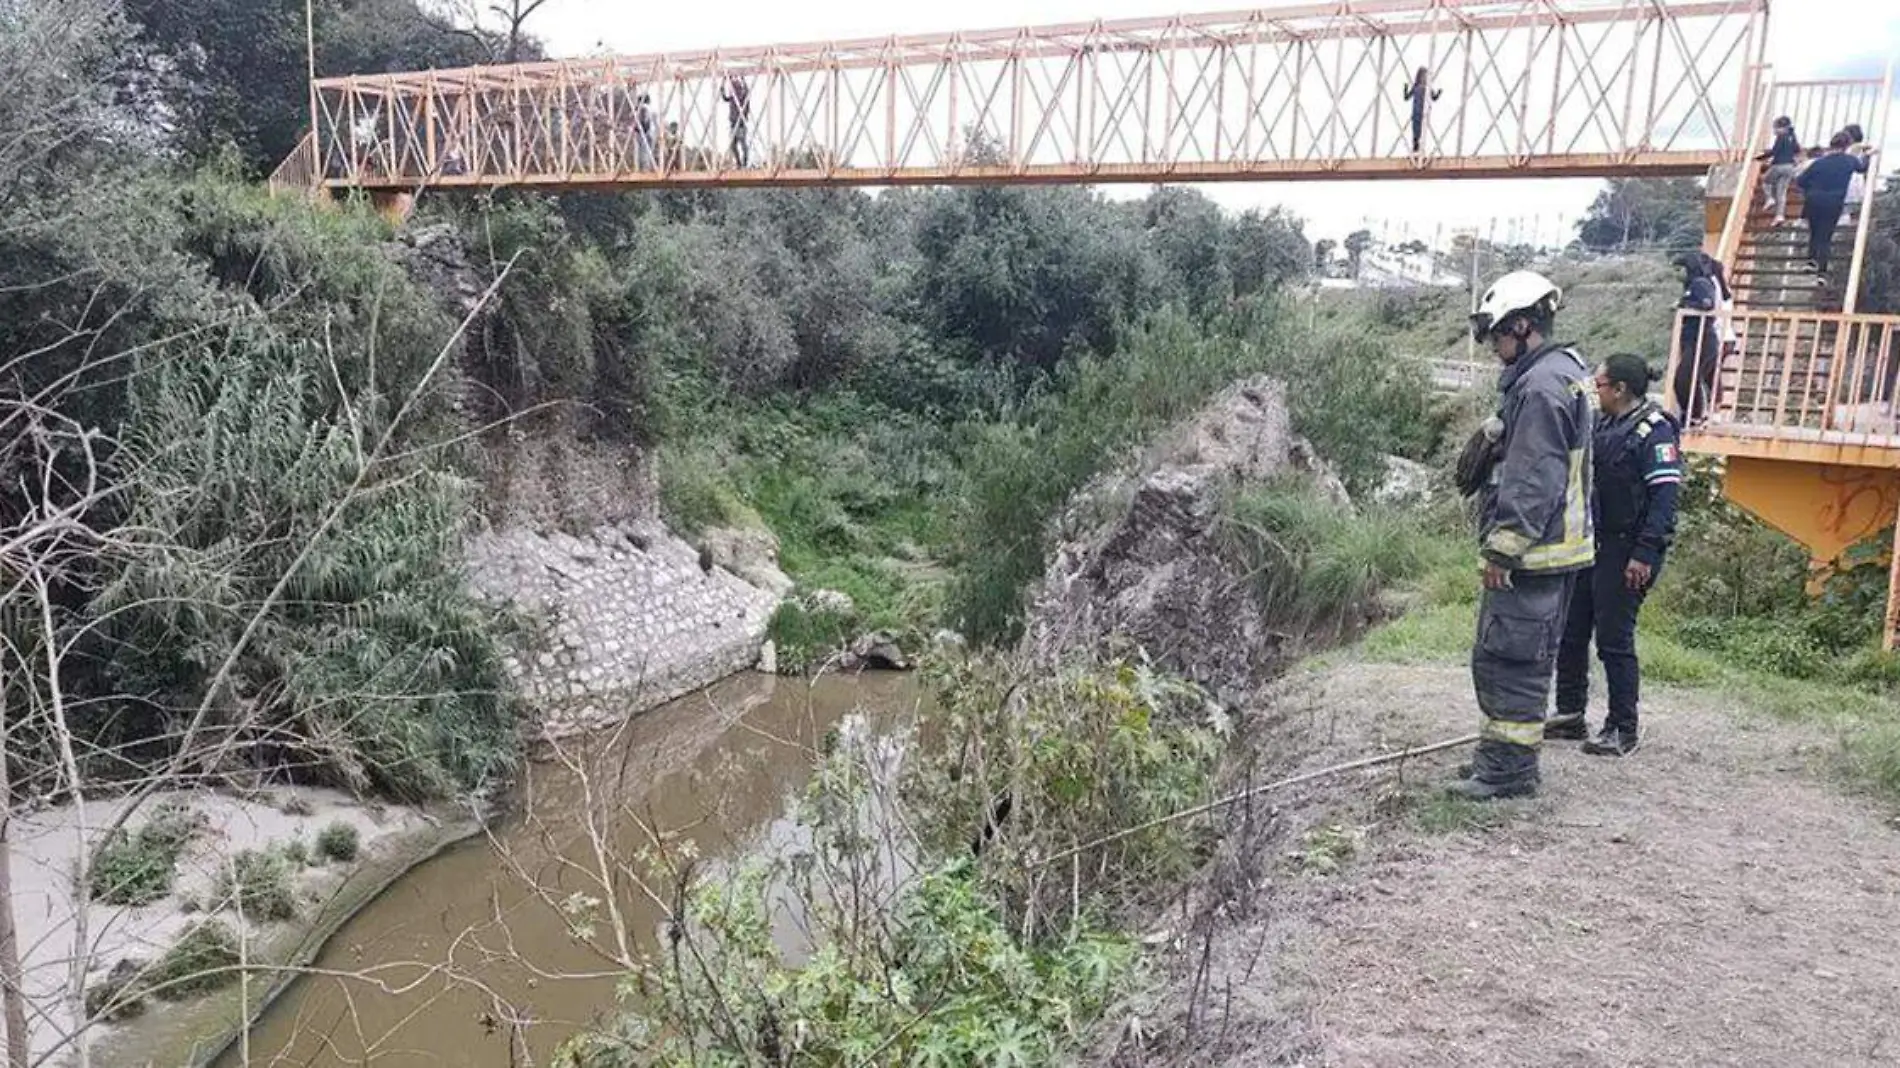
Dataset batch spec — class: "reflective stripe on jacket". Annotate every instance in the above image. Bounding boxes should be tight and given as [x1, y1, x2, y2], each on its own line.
[1480, 341, 1597, 574]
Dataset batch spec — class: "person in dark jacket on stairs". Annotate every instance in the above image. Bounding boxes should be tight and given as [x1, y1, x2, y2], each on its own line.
[1796, 131, 1874, 284]
[1671, 253, 1723, 426]
[1549, 355, 1682, 756]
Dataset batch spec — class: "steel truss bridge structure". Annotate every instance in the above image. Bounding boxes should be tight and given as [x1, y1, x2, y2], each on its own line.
[273, 0, 1770, 194]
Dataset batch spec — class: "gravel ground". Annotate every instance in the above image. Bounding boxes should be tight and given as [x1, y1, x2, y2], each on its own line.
[1105, 661, 1900, 1068]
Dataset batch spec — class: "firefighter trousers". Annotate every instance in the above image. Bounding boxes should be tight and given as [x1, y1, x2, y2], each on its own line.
[1470, 570, 1575, 785]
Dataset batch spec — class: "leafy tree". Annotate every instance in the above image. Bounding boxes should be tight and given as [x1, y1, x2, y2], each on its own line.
[1226, 207, 1312, 296]
[120, 0, 506, 175]
[912, 185, 1161, 374]
[1314, 238, 1338, 271]
[1857, 172, 1900, 313]
[1576, 177, 1705, 254]
[1144, 186, 1230, 316]
[1344, 229, 1375, 278]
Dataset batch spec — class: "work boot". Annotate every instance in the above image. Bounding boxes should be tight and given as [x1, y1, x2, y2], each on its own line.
[1544, 712, 1588, 742]
[1445, 738, 1539, 801]
[1444, 774, 1538, 801]
[1582, 726, 1639, 757]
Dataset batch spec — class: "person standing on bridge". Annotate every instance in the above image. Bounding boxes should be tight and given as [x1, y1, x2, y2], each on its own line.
[1549, 354, 1682, 757]
[634, 92, 658, 170]
[1795, 131, 1873, 285]
[1403, 66, 1442, 155]
[1450, 270, 1595, 801]
[722, 75, 752, 168]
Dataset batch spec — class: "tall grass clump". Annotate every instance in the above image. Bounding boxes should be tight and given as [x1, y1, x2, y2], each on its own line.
[1220, 481, 1456, 640]
[82, 181, 522, 801]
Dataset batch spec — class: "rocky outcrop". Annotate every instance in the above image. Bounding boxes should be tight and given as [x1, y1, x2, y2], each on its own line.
[464, 522, 780, 738]
[839, 632, 911, 672]
[1024, 377, 1345, 706]
[1375, 455, 1438, 507]
[699, 525, 795, 596]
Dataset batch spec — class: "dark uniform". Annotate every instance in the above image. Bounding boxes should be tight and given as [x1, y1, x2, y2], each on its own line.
[1468, 341, 1597, 793]
[1555, 401, 1683, 739]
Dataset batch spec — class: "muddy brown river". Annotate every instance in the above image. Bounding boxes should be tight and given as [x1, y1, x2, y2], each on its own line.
[219, 671, 920, 1067]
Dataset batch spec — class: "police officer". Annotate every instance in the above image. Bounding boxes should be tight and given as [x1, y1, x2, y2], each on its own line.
[1451, 271, 1596, 801]
[1550, 353, 1682, 756]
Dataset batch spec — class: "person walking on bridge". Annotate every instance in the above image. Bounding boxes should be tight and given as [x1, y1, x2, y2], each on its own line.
[1403, 66, 1443, 155]
[1549, 355, 1682, 756]
[1449, 271, 1596, 801]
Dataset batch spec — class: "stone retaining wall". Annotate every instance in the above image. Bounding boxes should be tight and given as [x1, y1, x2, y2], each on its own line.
[465, 521, 781, 738]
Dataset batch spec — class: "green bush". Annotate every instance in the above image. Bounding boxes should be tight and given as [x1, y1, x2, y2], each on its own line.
[766, 600, 857, 675]
[145, 921, 242, 1001]
[1655, 462, 1888, 686]
[907, 658, 1224, 932]
[89, 804, 202, 906]
[315, 821, 361, 864]
[225, 849, 298, 921]
[100, 320, 520, 801]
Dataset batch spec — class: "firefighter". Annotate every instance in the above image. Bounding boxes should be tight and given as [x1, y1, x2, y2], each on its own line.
[1450, 270, 1596, 800]
[1550, 354, 1682, 756]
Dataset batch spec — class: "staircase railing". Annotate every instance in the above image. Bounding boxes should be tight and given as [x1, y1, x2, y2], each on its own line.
[1842, 62, 1895, 314]
[1678, 308, 1900, 442]
[1713, 64, 1775, 272]
[267, 132, 321, 199]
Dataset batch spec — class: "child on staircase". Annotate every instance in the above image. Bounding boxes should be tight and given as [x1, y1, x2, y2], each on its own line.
[1756, 115, 1801, 225]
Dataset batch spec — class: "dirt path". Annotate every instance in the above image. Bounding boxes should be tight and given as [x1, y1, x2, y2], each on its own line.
[1122, 661, 1900, 1068]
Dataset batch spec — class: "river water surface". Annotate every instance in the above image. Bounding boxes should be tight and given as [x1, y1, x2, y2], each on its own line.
[222, 671, 920, 1067]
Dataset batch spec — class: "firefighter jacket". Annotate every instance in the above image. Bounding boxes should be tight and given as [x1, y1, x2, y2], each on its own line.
[1593, 400, 1684, 567]
[1479, 341, 1597, 574]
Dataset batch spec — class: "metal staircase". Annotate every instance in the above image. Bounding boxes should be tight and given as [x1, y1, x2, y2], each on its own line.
[1675, 65, 1900, 645]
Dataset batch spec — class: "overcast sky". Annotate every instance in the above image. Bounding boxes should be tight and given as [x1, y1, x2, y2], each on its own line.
[526, 0, 1900, 244]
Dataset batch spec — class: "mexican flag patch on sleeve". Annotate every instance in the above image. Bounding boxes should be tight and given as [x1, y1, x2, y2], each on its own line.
[1655, 443, 1680, 464]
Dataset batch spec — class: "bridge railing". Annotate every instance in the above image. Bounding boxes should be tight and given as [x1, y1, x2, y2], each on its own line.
[306, 0, 1768, 190]
[267, 132, 321, 199]
[1841, 66, 1895, 313]
[1711, 63, 1773, 270]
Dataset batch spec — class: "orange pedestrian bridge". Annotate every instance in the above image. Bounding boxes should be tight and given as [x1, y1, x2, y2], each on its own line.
[274, 0, 1771, 195]
[276, 0, 1900, 647]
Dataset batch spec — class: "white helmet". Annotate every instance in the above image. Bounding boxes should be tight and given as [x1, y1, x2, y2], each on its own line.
[1470, 270, 1562, 341]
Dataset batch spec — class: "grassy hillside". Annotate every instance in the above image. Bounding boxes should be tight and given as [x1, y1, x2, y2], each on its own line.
[1309, 256, 1681, 368]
